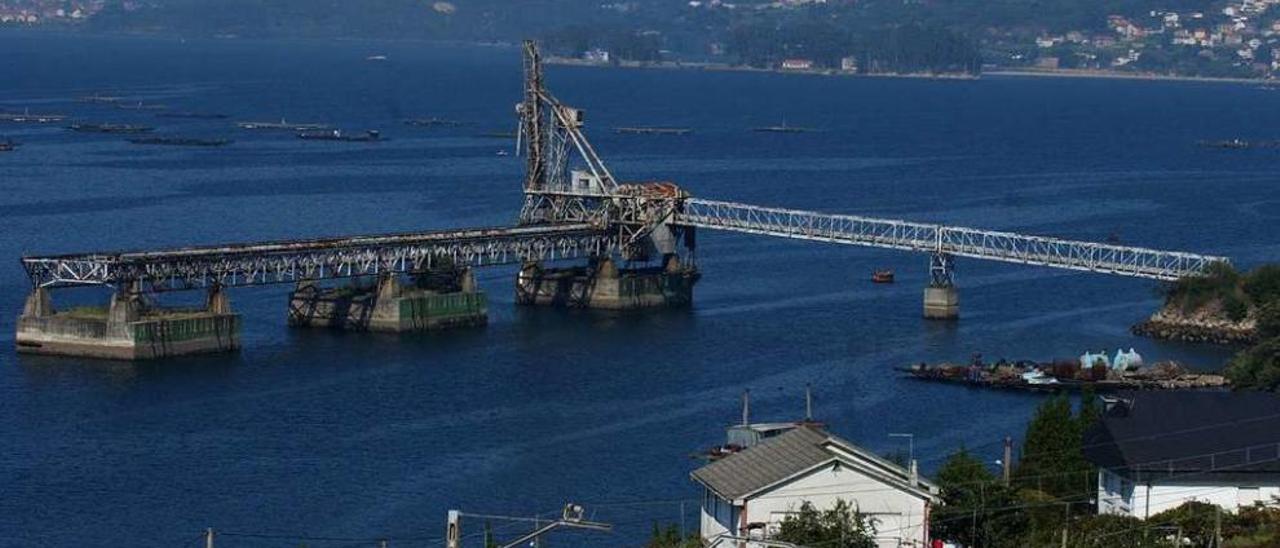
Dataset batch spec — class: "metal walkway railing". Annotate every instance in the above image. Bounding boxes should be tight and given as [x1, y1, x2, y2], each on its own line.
[22, 224, 614, 290]
[675, 198, 1226, 281]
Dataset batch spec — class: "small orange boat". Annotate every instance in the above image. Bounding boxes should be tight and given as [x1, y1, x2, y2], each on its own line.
[872, 270, 895, 284]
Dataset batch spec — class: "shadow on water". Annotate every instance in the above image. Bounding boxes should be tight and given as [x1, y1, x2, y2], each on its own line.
[15, 350, 241, 389]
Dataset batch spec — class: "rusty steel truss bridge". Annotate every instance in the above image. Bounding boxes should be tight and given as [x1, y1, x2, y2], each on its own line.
[21, 41, 1227, 299]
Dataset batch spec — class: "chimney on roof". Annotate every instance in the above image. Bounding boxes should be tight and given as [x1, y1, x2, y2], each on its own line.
[805, 383, 813, 422]
[742, 389, 750, 426]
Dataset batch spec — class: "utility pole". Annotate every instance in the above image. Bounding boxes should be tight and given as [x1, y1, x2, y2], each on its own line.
[1061, 501, 1070, 548]
[447, 510, 460, 548]
[445, 504, 611, 548]
[1002, 436, 1013, 486]
[679, 500, 686, 540]
[204, 527, 214, 548]
[1215, 505, 1222, 548]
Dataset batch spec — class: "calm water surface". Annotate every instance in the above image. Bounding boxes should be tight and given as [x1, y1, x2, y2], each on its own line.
[0, 33, 1275, 547]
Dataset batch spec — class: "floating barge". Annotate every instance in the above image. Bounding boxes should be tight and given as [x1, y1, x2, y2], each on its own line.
[0, 140, 17, 152]
[614, 126, 693, 136]
[157, 111, 229, 120]
[297, 129, 383, 142]
[898, 358, 1228, 393]
[237, 119, 328, 131]
[68, 123, 154, 134]
[0, 109, 67, 124]
[116, 102, 168, 111]
[404, 117, 463, 127]
[128, 136, 233, 147]
[752, 123, 815, 133]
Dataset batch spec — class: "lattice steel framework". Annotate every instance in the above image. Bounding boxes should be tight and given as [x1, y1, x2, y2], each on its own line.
[674, 199, 1226, 281]
[22, 225, 615, 290]
[17, 41, 1229, 296]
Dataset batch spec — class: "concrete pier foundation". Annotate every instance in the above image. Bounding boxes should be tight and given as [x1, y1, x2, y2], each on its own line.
[923, 286, 959, 320]
[287, 269, 487, 332]
[15, 286, 241, 360]
[515, 255, 699, 310]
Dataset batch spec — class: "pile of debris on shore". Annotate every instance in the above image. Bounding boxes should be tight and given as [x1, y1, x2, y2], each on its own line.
[899, 350, 1228, 393]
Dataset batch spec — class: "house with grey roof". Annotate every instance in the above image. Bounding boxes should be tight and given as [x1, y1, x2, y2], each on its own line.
[1084, 391, 1280, 518]
[691, 425, 940, 548]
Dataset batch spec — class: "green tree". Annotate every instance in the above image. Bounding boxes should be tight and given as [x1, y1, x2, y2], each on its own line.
[930, 448, 1027, 547]
[1225, 502, 1280, 547]
[1015, 395, 1093, 500]
[1066, 514, 1172, 547]
[775, 500, 877, 548]
[1150, 501, 1223, 547]
[1226, 337, 1280, 391]
[646, 522, 700, 548]
[1243, 265, 1280, 308]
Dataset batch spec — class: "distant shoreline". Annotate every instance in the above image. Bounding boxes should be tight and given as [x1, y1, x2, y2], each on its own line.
[544, 56, 979, 81]
[547, 56, 1280, 86]
[983, 68, 1276, 86]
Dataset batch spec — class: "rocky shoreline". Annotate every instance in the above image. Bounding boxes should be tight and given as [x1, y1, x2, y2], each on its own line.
[1131, 307, 1258, 346]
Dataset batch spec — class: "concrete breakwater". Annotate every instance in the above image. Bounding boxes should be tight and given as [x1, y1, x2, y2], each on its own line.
[516, 255, 698, 310]
[1131, 306, 1257, 345]
[288, 268, 487, 332]
[15, 287, 240, 360]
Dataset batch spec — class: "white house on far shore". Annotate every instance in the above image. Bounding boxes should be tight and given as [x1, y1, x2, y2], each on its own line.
[691, 425, 940, 547]
[1085, 391, 1280, 518]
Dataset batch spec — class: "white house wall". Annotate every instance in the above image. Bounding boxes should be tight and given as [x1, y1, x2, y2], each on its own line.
[701, 487, 734, 541]
[1097, 469, 1280, 517]
[745, 462, 929, 548]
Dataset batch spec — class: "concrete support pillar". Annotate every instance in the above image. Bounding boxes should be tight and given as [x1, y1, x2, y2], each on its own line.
[459, 268, 477, 294]
[663, 253, 682, 273]
[923, 286, 959, 320]
[924, 252, 959, 320]
[376, 273, 402, 301]
[596, 256, 619, 279]
[108, 290, 141, 324]
[22, 286, 55, 318]
[206, 285, 231, 315]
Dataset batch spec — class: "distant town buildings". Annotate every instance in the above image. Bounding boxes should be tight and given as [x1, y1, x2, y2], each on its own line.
[0, 0, 104, 24]
[582, 48, 611, 64]
[780, 58, 814, 70]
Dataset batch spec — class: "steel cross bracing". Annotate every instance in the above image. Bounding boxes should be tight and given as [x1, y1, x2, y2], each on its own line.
[22, 224, 615, 290]
[673, 198, 1227, 281]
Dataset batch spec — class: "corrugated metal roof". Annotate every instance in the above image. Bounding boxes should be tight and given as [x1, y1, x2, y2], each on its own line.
[692, 426, 835, 500]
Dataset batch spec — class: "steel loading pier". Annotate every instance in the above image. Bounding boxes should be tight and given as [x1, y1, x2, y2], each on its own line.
[15, 41, 1225, 360]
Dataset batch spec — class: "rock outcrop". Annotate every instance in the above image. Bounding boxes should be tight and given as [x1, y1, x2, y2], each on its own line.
[1132, 301, 1257, 345]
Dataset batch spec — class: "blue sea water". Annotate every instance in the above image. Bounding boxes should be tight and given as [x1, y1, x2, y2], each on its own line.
[0, 32, 1276, 547]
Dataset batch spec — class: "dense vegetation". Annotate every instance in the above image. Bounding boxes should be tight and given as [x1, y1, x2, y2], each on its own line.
[645, 500, 877, 548]
[774, 500, 877, 548]
[644, 523, 700, 548]
[931, 393, 1102, 547]
[930, 393, 1280, 546]
[1160, 262, 1280, 390]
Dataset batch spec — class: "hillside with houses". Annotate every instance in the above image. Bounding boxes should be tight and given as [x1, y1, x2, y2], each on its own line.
[7, 0, 1280, 78]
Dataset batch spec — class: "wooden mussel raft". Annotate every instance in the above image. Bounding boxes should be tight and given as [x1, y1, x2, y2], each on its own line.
[899, 353, 1228, 393]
